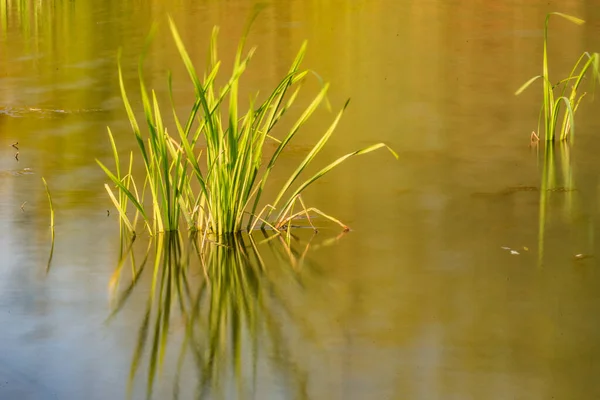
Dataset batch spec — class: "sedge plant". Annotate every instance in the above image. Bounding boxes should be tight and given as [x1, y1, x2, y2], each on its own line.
[516, 12, 600, 142]
[98, 13, 397, 237]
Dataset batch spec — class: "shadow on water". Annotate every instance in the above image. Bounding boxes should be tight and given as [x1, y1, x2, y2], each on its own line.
[107, 229, 344, 399]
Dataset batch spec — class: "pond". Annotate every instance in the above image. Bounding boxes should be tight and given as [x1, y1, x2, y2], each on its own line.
[2, 0, 600, 399]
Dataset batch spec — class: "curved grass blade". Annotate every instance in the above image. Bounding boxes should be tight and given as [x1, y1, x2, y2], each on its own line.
[547, 12, 584, 26]
[515, 75, 542, 95]
[555, 96, 576, 141]
[41, 177, 54, 229]
[42, 177, 55, 273]
[97, 160, 151, 227]
[118, 52, 149, 166]
[253, 84, 331, 227]
[269, 96, 346, 214]
[103, 183, 136, 234]
[276, 143, 399, 222]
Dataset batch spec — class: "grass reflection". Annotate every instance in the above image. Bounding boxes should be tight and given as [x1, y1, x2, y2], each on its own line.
[537, 143, 576, 266]
[108, 229, 340, 399]
[0, 0, 54, 43]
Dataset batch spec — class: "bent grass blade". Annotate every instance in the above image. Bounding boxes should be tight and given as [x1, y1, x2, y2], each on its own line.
[42, 177, 55, 272]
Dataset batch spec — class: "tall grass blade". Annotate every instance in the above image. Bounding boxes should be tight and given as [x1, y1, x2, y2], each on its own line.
[276, 143, 398, 223]
[97, 161, 150, 227]
[43, 177, 56, 273]
[554, 96, 576, 141]
[515, 75, 542, 95]
[118, 52, 148, 165]
[41, 177, 54, 229]
[104, 184, 136, 234]
[270, 98, 348, 212]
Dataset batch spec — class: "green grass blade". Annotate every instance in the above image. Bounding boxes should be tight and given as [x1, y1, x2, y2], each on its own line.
[104, 183, 136, 234]
[250, 83, 330, 227]
[118, 52, 149, 166]
[42, 177, 56, 272]
[168, 16, 202, 95]
[515, 75, 542, 95]
[276, 143, 398, 221]
[270, 97, 347, 211]
[548, 12, 585, 26]
[555, 96, 576, 141]
[41, 177, 54, 229]
[97, 160, 150, 223]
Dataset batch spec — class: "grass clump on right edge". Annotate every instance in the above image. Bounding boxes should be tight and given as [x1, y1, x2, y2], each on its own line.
[98, 12, 398, 238]
[516, 12, 600, 143]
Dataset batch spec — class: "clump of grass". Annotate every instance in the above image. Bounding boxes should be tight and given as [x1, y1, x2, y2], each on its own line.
[98, 12, 397, 237]
[516, 12, 600, 142]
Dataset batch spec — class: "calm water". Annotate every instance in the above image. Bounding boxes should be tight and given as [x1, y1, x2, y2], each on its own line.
[2, 0, 600, 399]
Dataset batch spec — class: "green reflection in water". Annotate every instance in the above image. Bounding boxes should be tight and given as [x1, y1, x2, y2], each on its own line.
[1, 0, 65, 52]
[537, 143, 578, 266]
[108, 230, 342, 399]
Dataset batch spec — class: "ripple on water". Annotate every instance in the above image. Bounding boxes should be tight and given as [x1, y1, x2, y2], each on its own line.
[0, 107, 105, 118]
[0, 168, 35, 177]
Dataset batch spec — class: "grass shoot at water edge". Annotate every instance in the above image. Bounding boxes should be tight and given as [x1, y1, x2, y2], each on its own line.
[98, 15, 397, 237]
[42, 177, 55, 271]
[516, 12, 600, 142]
